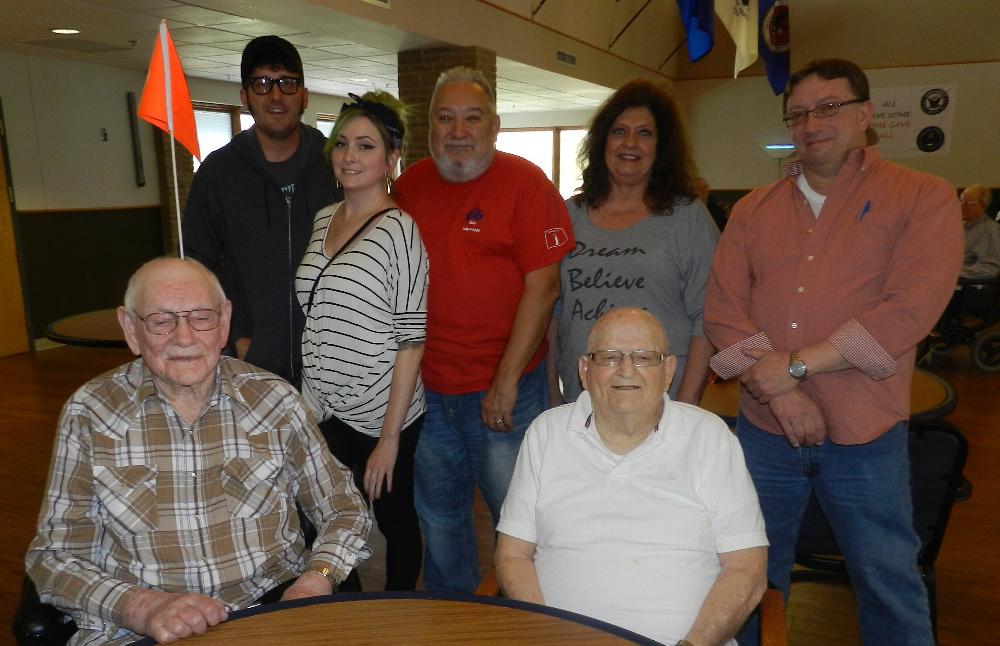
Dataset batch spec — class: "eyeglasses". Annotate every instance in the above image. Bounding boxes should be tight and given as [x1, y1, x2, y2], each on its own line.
[136, 309, 221, 335]
[782, 98, 866, 127]
[960, 200, 982, 208]
[247, 75, 302, 96]
[586, 349, 665, 367]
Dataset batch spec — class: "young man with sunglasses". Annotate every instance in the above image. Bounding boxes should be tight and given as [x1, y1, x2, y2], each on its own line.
[184, 35, 339, 388]
[705, 59, 962, 645]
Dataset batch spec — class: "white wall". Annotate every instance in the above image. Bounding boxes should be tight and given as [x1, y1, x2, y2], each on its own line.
[1, 51, 159, 211]
[1, 50, 347, 212]
[499, 109, 594, 129]
[677, 61, 1000, 190]
[5, 47, 995, 210]
[676, 75, 788, 190]
[864, 62, 999, 187]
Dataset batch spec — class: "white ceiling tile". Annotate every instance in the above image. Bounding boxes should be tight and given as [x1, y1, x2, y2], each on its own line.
[169, 26, 248, 45]
[317, 43, 390, 57]
[174, 43, 237, 58]
[209, 21, 305, 38]
[155, 5, 250, 26]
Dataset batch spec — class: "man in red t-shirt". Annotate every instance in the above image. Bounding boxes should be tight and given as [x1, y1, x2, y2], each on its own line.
[394, 67, 573, 593]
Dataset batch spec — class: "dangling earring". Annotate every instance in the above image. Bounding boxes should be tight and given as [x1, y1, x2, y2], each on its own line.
[335, 177, 341, 190]
[385, 175, 392, 192]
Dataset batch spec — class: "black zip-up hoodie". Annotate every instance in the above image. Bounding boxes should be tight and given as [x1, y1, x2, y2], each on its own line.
[183, 123, 337, 387]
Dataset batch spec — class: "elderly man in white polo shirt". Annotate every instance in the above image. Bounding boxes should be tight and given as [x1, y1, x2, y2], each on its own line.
[496, 308, 767, 646]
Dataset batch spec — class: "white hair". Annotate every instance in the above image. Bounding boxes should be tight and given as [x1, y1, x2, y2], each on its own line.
[123, 256, 226, 312]
[430, 66, 497, 117]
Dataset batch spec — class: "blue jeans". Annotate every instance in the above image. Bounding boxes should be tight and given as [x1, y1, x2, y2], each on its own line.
[414, 363, 547, 593]
[736, 416, 933, 646]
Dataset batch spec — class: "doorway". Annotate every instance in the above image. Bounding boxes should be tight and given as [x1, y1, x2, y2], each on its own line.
[0, 99, 30, 357]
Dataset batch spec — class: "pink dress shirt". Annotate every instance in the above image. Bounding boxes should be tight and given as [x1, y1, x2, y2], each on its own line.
[704, 147, 962, 444]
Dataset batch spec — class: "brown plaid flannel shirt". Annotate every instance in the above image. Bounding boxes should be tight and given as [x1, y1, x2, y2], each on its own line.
[26, 357, 371, 645]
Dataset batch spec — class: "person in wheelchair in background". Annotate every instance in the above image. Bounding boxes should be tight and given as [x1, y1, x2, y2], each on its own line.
[958, 185, 999, 281]
[928, 185, 1000, 368]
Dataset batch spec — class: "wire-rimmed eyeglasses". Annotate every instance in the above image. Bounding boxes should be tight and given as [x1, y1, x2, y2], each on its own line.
[585, 349, 666, 368]
[782, 98, 866, 127]
[135, 309, 221, 335]
[247, 75, 302, 96]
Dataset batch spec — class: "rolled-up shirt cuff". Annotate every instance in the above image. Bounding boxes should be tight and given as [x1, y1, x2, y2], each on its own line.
[709, 332, 774, 380]
[828, 318, 895, 380]
[311, 532, 373, 582]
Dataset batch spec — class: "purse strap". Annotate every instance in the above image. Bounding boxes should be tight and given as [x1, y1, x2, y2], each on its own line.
[306, 207, 395, 315]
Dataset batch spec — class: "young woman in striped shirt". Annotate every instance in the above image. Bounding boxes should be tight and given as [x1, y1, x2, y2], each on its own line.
[296, 91, 429, 590]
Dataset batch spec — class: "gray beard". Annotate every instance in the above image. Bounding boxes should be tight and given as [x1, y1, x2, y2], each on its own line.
[432, 151, 493, 183]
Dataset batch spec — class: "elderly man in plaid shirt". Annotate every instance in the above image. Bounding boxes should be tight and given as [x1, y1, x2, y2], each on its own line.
[26, 258, 371, 645]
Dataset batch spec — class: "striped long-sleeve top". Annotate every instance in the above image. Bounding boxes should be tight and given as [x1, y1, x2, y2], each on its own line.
[296, 204, 429, 436]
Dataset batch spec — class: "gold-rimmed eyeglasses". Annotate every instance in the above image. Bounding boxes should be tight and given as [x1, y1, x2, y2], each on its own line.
[135, 309, 221, 335]
[585, 349, 666, 368]
[782, 98, 866, 128]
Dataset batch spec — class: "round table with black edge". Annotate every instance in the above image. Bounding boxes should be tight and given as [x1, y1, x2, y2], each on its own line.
[44, 308, 126, 348]
[699, 367, 956, 424]
[133, 591, 662, 645]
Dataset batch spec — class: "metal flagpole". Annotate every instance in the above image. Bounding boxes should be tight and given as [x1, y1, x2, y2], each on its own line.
[158, 20, 185, 259]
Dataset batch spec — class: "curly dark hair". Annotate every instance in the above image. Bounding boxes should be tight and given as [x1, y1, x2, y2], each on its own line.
[574, 79, 697, 214]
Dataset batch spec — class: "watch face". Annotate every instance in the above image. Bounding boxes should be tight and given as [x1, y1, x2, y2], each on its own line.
[789, 360, 807, 379]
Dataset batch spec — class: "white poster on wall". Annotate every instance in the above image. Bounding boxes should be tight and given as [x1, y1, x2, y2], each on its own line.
[869, 85, 956, 158]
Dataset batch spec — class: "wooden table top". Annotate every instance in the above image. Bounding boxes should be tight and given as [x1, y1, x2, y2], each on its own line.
[154, 594, 656, 645]
[44, 308, 126, 348]
[699, 367, 956, 422]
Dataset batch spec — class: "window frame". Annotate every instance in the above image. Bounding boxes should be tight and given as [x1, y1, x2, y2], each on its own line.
[497, 125, 588, 199]
[192, 101, 243, 136]
[316, 113, 338, 138]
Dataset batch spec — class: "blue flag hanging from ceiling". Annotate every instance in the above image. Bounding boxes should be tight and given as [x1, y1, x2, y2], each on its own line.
[676, 0, 715, 62]
[759, 0, 790, 95]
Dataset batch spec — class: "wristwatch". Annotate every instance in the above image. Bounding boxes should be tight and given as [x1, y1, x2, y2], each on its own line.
[788, 350, 808, 380]
[306, 564, 340, 592]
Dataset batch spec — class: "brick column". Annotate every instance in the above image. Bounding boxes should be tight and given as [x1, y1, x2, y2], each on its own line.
[152, 130, 194, 256]
[397, 46, 496, 168]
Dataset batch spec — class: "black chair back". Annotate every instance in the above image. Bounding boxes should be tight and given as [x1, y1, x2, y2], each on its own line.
[908, 421, 968, 565]
[792, 420, 968, 638]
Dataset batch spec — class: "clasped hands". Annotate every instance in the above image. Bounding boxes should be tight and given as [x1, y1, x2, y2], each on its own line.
[741, 348, 825, 447]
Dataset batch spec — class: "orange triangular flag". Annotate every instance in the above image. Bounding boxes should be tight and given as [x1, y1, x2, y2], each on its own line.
[138, 21, 200, 160]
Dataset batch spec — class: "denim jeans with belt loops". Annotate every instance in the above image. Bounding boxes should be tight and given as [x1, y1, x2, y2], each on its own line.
[414, 363, 548, 593]
[736, 415, 933, 646]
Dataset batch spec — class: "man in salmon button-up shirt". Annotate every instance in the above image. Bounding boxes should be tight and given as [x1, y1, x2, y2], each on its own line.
[704, 58, 962, 646]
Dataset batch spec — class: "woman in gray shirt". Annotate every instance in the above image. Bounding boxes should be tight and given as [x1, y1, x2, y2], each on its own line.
[549, 80, 718, 404]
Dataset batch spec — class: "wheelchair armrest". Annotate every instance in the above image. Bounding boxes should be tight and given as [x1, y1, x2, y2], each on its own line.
[12, 576, 76, 646]
[957, 276, 1000, 287]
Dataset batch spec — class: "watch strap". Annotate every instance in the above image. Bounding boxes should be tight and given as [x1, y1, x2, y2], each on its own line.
[788, 350, 808, 379]
[306, 565, 340, 592]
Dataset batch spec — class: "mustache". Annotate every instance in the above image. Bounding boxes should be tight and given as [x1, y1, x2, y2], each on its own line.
[802, 133, 831, 144]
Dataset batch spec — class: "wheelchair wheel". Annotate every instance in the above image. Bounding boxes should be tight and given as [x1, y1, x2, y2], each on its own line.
[972, 331, 1000, 372]
[930, 341, 957, 356]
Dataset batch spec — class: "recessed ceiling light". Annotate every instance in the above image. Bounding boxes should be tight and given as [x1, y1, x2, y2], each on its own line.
[350, 78, 368, 83]
[51, 28, 80, 35]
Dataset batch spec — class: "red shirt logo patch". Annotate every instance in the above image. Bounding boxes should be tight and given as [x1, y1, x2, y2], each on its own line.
[544, 227, 569, 249]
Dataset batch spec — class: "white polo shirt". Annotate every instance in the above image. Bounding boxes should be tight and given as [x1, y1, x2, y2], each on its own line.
[497, 392, 767, 645]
